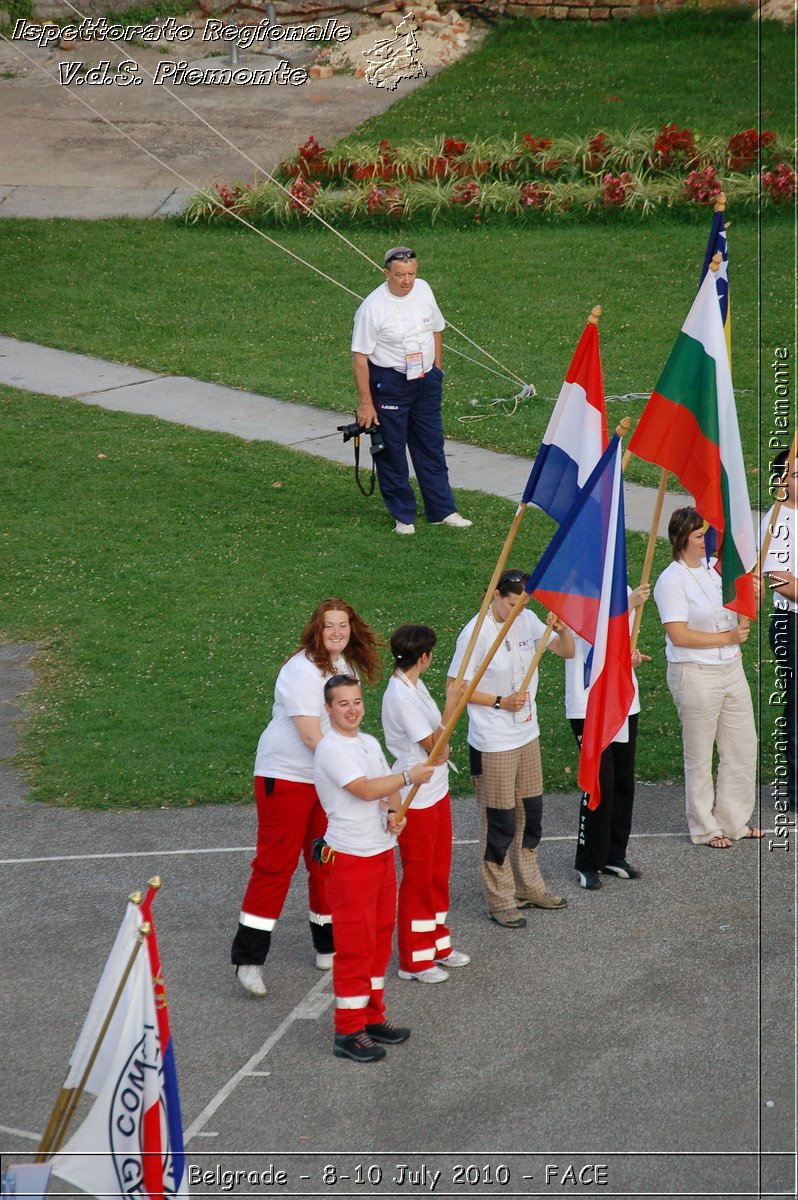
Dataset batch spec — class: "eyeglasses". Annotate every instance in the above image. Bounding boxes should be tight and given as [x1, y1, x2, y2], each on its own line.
[385, 250, 416, 264]
[501, 573, 526, 585]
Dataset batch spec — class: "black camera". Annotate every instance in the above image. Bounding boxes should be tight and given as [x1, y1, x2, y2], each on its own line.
[338, 421, 385, 455]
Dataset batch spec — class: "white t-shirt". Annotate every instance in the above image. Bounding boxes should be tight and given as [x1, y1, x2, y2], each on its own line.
[760, 505, 798, 614]
[381, 673, 448, 811]
[253, 651, 350, 783]
[314, 729, 397, 857]
[351, 279, 445, 374]
[653, 559, 741, 665]
[447, 608, 548, 751]
[565, 593, 640, 726]
[565, 635, 640, 740]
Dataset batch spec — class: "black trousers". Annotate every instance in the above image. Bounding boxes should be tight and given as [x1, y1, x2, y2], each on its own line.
[769, 610, 797, 811]
[571, 714, 638, 871]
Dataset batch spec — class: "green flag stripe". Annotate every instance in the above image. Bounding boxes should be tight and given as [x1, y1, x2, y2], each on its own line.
[654, 331, 720, 449]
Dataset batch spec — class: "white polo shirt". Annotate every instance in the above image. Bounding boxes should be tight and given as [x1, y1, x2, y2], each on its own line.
[448, 608, 548, 751]
[760, 506, 798, 614]
[314, 728, 397, 857]
[381, 673, 448, 811]
[351, 279, 445, 374]
[654, 559, 741, 665]
[254, 651, 350, 783]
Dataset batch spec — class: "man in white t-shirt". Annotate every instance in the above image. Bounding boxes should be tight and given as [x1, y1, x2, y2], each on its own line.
[314, 675, 434, 1063]
[447, 569, 575, 928]
[351, 246, 471, 536]
[761, 449, 798, 813]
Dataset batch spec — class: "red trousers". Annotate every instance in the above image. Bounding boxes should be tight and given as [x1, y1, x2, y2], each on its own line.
[240, 776, 331, 932]
[397, 794, 452, 974]
[325, 849, 396, 1035]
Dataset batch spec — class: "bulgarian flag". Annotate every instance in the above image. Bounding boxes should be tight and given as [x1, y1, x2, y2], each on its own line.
[628, 266, 756, 617]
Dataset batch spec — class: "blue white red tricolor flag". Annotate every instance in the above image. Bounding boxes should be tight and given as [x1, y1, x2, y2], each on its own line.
[525, 433, 634, 809]
[50, 891, 188, 1200]
[521, 317, 608, 523]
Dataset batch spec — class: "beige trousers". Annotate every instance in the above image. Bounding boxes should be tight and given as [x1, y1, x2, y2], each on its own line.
[472, 740, 545, 914]
[666, 659, 757, 843]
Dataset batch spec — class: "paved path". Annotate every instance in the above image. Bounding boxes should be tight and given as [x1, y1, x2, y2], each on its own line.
[0, 335, 689, 535]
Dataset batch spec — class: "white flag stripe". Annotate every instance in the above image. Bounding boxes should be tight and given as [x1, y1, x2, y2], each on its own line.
[64, 902, 144, 1093]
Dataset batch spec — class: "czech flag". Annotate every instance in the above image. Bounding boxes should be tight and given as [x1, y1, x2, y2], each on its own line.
[525, 432, 634, 809]
[521, 316, 608, 523]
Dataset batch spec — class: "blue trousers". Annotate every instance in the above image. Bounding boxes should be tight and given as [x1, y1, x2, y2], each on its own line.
[369, 362, 457, 524]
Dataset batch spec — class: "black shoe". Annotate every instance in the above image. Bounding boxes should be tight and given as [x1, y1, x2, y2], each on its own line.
[333, 1030, 386, 1063]
[577, 869, 602, 890]
[600, 859, 641, 880]
[365, 1022, 411, 1044]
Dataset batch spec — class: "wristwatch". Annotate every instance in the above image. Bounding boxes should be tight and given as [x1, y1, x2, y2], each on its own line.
[493, 696, 502, 709]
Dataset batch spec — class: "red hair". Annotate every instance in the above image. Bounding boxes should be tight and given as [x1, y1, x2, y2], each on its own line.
[296, 598, 382, 685]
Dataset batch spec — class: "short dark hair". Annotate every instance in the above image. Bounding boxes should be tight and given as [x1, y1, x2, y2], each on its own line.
[496, 568, 529, 597]
[667, 506, 703, 561]
[323, 674, 360, 705]
[390, 624, 437, 670]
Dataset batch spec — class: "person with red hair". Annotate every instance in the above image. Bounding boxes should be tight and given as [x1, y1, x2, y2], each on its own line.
[231, 599, 381, 996]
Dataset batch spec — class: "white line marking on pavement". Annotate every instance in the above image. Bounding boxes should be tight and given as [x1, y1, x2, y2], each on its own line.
[1, 831, 707, 866]
[0, 1124, 42, 1141]
[183, 973, 332, 1145]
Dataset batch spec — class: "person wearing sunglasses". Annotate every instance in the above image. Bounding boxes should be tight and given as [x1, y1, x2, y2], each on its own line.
[447, 569, 574, 928]
[351, 246, 471, 536]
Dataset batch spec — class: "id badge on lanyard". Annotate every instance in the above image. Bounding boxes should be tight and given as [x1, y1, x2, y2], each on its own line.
[405, 350, 424, 380]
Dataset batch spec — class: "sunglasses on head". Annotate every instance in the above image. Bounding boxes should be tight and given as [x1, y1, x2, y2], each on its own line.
[385, 250, 416, 264]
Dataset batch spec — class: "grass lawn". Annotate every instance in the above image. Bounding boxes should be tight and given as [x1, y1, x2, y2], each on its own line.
[0, 215, 789, 497]
[355, 9, 793, 142]
[4, 382, 769, 810]
[0, 8, 787, 808]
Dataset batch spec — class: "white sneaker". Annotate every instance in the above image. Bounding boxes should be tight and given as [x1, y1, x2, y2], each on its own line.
[394, 521, 416, 535]
[398, 965, 449, 984]
[315, 952, 334, 971]
[436, 949, 471, 968]
[236, 964, 266, 997]
[434, 512, 472, 528]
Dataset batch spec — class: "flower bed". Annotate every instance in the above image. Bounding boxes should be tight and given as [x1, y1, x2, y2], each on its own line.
[183, 126, 795, 226]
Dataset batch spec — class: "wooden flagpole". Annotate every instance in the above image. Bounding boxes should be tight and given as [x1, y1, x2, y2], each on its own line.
[453, 304, 603, 686]
[37, 920, 149, 1160]
[630, 468, 669, 654]
[397, 588, 529, 819]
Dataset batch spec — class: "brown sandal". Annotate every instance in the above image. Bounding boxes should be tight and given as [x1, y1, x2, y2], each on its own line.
[706, 836, 732, 848]
[744, 827, 764, 839]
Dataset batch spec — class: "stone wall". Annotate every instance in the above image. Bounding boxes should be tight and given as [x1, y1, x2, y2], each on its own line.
[26, 0, 755, 22]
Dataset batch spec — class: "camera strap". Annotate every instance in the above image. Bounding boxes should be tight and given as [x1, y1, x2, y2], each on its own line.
[352, 434, 378, 497]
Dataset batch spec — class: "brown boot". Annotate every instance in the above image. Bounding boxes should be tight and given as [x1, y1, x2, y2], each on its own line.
[516, 849, 567, 910]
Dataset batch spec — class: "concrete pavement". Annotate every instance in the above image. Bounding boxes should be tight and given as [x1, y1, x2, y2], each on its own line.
[0, 334, 691, 534]
[0, 641, 794, 1195]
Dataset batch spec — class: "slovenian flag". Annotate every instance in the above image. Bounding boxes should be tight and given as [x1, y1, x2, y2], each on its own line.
[521, 317, 608, 523]
[525, 432, 634, 809]
[628, 267, 756, 617]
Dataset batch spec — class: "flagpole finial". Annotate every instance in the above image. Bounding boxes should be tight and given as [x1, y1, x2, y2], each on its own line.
[709, 251, 723, 273]
[588, 305, 602, 325]
[139, 922, 152, 936]
[129, 891, 142, 904]
[148, 875, 162, 890]
[616, 416, 631, 437]
[714, 191, 727, 212]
